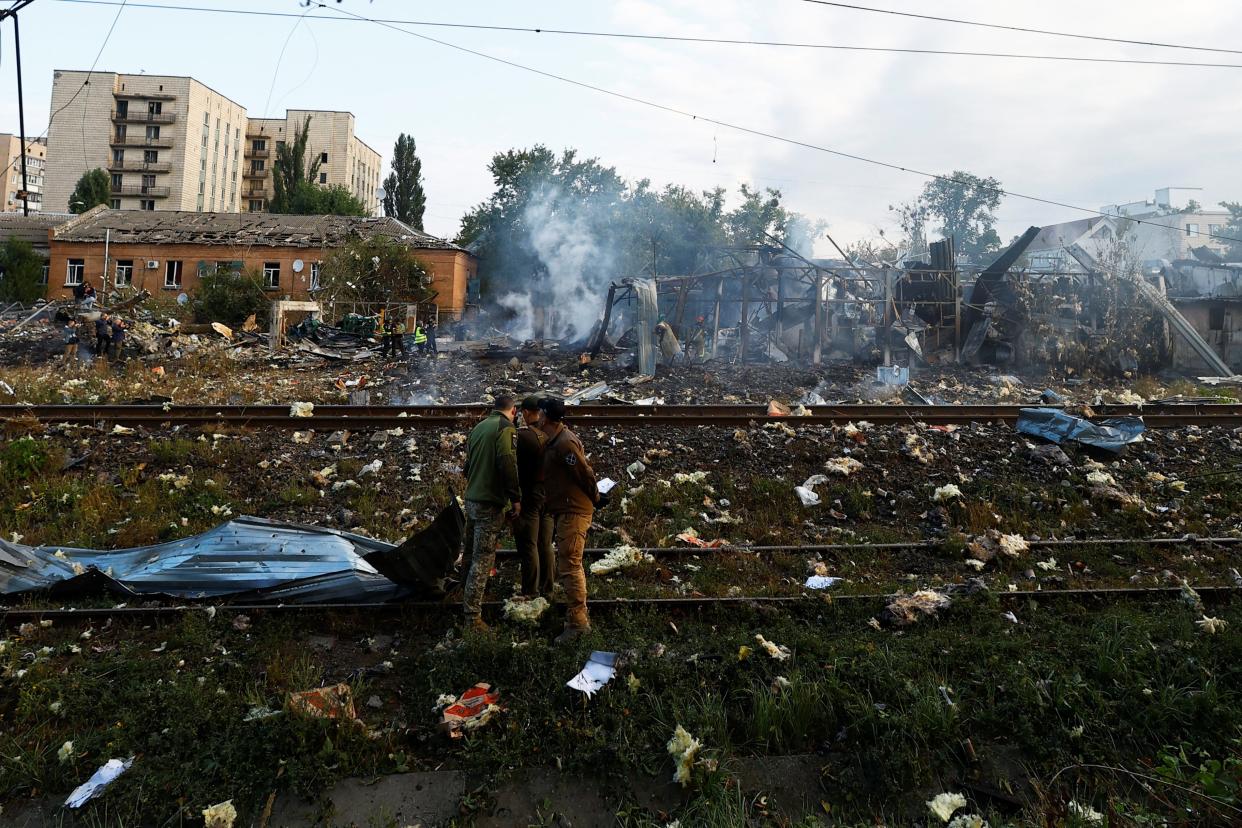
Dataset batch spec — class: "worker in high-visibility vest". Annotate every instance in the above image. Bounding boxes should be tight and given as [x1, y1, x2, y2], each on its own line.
[392, 319, 407, 355]
[413, 323, 428, 354]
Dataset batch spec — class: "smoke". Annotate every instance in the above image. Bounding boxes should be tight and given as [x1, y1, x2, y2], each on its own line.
[523, 189, 615, 341]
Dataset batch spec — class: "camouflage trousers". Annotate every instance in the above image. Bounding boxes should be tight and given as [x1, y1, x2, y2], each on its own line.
[462, 500, 506, 618]
[553, 511, 593, 630]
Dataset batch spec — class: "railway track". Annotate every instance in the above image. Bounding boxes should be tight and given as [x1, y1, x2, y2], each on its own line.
[4, 402, 1242, 429]
[3, 585, 1239, 624]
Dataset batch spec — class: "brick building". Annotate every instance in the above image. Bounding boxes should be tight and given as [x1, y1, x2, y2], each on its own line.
[45, 208, 475, 318]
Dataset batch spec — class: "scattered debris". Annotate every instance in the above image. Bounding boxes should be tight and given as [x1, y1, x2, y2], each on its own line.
[441, 682, 503, 738]
[289, 402, 315, 418]
[926, 791, 967, 823]
[754, 634, 791, 660]
[1197, 616, 1229, 635]
[795, 474, 829, 506]
[567, 650, 618, 697]
[933, 484, 963, 503]
[287, 683, 357, 720]
[590, 544, 653, 575]
[675, 529, 728, 548]
[503, 596, 550, 624]
[202, 800, 238, 828]
[1016, 408, 1145, 454]
[66, 757, 134, 809]
[824, 457, 863, 477]
[882, 590, 951, 627]
[805, 575, 841, 589]
[667, 724, 704, 787]
[1067, 801, 1105, 826]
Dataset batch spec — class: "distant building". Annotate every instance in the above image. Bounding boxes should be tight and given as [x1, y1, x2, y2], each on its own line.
[41, 71, 382, 216]
[43, 208, 475, 318]
[243, 111, 381, 216]
[1027, 188, 1232, 271]
[0, 134, 47, 213]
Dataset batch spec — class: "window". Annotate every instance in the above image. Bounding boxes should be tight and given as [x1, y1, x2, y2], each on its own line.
[110, 199, 121, 209]
[164, 260, 182, 288]
[319, 172, 327, 184]
[1186, 223, 1199, 237]
[252, 139, 266, 152]
[263, 261, 280, 289]
[141, 199, 155, 211]
[1209, 306, 1226, 331]
[112, 148, 125, 164]
[251, 160, 265, 174]
[310, 262, 321, 290]
[148, 101, 162, 116]
[144, 150, 158, 163]
[320, 152, 328, 164]
[146, 125, 160, 140]
[40, 264, 49, 285]
[111, 173, 123, 190]
[115, 259, 133, 287]
[248, 199, 263, 212]
[65, 259, 84, 286]
[141, 174, 156, 191]
[1211, 224, 1222, 236]
[115, 124, 127, 141]
[116, 100, 129, 117]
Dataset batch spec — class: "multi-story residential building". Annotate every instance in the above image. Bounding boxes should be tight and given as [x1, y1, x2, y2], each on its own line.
[0, 134, 47, 213]
[42, 71, 248, 215]
[242, 110, 381, 215]
[42, 73, 383, 217]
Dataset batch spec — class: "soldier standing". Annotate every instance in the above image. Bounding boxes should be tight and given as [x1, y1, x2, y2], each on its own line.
[539, 397, 602, 644]
[461, 394, 521, 631]
[514, 396, 554, 597]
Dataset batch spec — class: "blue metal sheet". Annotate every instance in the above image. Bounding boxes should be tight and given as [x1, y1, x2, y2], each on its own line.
[1016, 407, 1145, 454]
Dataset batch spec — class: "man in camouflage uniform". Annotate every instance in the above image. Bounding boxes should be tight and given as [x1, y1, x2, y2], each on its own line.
[539, 397, 604, 644]
[461, 394, 521, 631]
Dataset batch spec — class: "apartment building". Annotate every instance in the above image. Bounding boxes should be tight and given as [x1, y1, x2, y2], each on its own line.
[0, 134, 47, 213]
[242, 110, 381, 215]
[42, 71, 248, 215]
[41, 72, 382, 217]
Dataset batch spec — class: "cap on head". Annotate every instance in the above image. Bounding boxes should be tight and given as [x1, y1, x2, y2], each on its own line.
[538, 397, 566, 422]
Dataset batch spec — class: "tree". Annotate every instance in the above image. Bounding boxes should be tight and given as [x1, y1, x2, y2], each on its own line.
[892, 171, 1004, 259]
[69, 168, 110, 214]
[271, 116, 322, 214]
[1217, 202, 1242, 260]
[287, 182, 367, 217]
[0, 238, 45, 303]
[316, 236, 432, 309]
[192, 269, 270, 326]
[382, 133, 426, 229]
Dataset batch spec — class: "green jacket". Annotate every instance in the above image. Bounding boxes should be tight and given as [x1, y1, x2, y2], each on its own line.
[464, 411, 520, 508]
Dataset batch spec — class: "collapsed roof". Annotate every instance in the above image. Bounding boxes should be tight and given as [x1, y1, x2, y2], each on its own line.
[51, 207, 467, 252]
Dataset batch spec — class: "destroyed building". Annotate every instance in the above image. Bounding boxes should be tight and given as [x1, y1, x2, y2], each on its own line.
[43, 207, 477, 318]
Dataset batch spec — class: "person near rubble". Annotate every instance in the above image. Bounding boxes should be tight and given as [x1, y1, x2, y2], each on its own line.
[426, 319, 438, 356]
[689, 316, 707, 361]
[539, 397, 604, 644]
[81, 283, 96, 308]
[461, 394, 522, 632]
[109, 315, 127, 360]
[514, 396, 554, 598]
[413, 322, 428, 354]
[94, 313, 112, 357]
[62, 318, 80, 363]
[379, 317, 395, 358]
[392, 318, 407, 356]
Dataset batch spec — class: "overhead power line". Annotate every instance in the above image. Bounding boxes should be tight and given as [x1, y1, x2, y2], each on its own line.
[310, 1, 1242, 247]
[798, 0, 1242, 57]
[49, 0, 1242, 69]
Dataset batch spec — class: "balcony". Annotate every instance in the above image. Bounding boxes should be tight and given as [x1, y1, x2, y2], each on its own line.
[110, 135, 174, 149]
[107, 160, 172, 173]
[111, 109, 175, 125]
[248, 148, 271, 158]
[243, 168, 268, 179]
[114, 90, 176, 101]
[243, 187, 267, 199]
[110, 184, 171, 197]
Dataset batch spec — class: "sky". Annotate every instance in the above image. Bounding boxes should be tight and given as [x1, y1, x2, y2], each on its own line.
[2, 0, 1241, 254]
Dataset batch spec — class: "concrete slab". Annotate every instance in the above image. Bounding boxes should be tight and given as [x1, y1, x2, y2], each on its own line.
[269, 770, 465, 828]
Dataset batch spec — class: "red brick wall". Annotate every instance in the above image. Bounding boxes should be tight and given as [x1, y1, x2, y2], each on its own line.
[45, 239, 475, 318]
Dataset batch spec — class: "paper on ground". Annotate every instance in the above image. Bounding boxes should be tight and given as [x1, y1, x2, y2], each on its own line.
[567, 651, 617, 697]
[66, 757, 134, 808]
[597, 478, 618, 494]
[805, 575, 841, 589]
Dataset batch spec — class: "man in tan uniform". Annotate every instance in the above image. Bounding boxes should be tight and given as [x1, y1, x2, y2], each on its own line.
[514, 396, 554, 597]
[538, 397, 601, 643]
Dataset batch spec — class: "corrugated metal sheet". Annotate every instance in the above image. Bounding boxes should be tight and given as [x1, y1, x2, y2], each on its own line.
[0, 516, 410, 603]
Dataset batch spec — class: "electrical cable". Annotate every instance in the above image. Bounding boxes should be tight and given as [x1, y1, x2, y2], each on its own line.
[46, 0, 1242, 70]
[314, 1, 1242, 247]
[798, 0, 1242, 57]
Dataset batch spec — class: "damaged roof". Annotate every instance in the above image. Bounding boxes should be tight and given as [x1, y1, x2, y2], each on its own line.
[0, 211, 73, 248]
[51, 207, 467, 252]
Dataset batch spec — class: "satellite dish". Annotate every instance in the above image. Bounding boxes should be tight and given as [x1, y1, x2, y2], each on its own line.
[176, 293, 189, 305]
[292, 259, 304, 273]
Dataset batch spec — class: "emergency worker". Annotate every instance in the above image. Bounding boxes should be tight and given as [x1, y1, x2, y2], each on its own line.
[461, 394, 521, 631]
[514, 396, 554, 597]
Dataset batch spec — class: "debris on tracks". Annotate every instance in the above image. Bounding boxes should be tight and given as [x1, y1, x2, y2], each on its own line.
[288, 683, 357, 720]
[567, 650, 618, 697]
[66, 757, 135, 809]
[441, 682, 503, 738]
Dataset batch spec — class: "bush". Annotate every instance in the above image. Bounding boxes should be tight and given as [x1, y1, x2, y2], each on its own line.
[192, 269, 270, 326]
[0, 238, 45, 304]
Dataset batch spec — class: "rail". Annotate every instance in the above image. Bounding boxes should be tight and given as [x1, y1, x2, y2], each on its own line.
[2, 403, 1241, 430]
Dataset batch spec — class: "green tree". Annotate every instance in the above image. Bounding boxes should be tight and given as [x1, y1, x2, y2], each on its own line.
[69, 168, 110, 214]
[892, 171, 1004, 258]
[0, 238, 45, 303]
[271, 116, 322, 214]
[382, 133, 426, 229]
[316, 236, 432, 308]
[1217, 202, 1242, 260]
[287, 182, 367, 217]
[191, 269, 270, 326]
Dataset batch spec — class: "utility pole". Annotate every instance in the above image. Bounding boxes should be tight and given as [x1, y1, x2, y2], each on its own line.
[2, 2, 39, 217]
